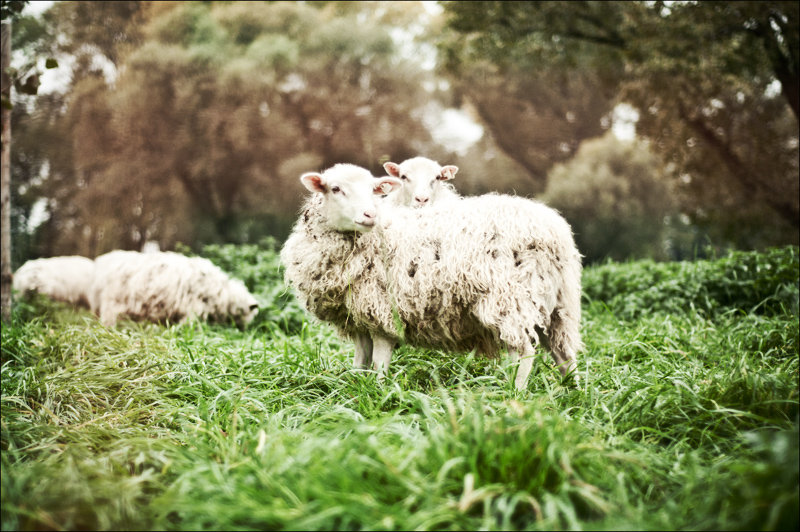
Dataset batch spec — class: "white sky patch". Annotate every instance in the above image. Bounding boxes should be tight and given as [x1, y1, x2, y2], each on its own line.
[34, 53, 71, 94]
[765, 79, 782, 98]
[21, 0, 52, 17]
[389, 24, 437, 71]
[15, 2, 116, 95]
[422, 103, 484, 156]
[611, 103, 639, 141]
[421, 1, 444, 16]
[27, 197, 50, 233]
[14, 1, 70, 95]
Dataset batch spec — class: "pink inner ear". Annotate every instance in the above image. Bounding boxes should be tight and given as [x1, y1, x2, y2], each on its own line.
[300, 173, 326, 193]
[383, 162, 401, 178]
[441, 165, 459, 180]
[373, 177, 402, 195]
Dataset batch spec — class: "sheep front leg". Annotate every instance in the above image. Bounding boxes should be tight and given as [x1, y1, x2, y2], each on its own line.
[510, 342, 536, 391]
[371, 336, 395, 382]
[354, 333, 373, 369]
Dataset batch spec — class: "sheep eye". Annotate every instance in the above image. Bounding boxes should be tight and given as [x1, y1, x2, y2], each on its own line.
[400, 175, 408, 181]
[436, 174, 447, 181]
[331, 186, 341, 194]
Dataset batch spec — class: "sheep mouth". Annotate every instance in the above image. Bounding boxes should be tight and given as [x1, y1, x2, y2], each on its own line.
[355, 220, 375, 229]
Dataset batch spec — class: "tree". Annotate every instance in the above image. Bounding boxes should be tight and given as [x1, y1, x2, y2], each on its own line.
[541, 132, 681, 263]
[445, 65, 617, 194]
[2, 16, 11, 322]
[21, 1, 441, 255]
[2, 0, 63, 320]
[437, 3, 620, 192]
[441, 1, 799, 243]
[2, 0, 35, 321]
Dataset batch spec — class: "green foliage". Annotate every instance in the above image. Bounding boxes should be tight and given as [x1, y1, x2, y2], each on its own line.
[2, 248, 798, 529]
[584, 246, 800, 318]
[10, 13, 50, 52]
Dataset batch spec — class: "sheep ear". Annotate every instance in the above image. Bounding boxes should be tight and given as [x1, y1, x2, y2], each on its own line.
[383, 162, 401, 178]
[374, 177, 403, 195]
[300, 173, 326, 193]
[439, 165, 459, 180]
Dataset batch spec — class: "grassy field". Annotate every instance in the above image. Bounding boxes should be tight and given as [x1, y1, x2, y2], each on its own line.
[2, 244, 798, 531]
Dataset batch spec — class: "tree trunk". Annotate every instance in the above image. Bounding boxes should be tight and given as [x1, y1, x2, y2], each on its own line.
[1, 22, 12, 323]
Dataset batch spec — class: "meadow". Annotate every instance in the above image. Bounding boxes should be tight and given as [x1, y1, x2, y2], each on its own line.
[2, 243, 798, 531]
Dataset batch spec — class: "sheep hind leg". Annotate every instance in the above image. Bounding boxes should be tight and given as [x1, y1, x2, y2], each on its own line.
[99, 304, 122, 327]
[509, 342, 536, 391]
[550, 345, 579, 386]
[371, 336, 396, 383]
[353, 333, 373, 370]
[548, 311, 580, 386]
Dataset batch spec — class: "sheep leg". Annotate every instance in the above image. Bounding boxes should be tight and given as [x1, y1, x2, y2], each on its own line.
[510, 342, 536, 391]
[508, 348, 519, 364]
[353, 333, 373, 369]
[551, 346, 579, 384]
[371, 336, 395, 381]
[100, 306, 120, 327]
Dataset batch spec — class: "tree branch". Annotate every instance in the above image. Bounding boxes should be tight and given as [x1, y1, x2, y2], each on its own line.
[749, 15, 799, 121]
[679, 103, 799, 228]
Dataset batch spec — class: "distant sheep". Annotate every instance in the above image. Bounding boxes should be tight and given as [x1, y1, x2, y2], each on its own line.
[13, 256, 95, 308]
[382, 157, 459, 208]
[281, 164, 582, 390]
[90, 250, 258, 328]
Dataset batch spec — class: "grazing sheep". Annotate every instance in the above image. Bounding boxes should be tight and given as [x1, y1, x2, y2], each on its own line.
[281, 164, 582, 390]
[90, 250, 258, 328]
[382, 157, 459, 208]
[13, 256, 95, 308]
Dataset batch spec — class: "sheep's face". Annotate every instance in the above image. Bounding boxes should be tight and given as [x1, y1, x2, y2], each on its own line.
[228, 280, 259, 329]
[301, 164, 402, 233]
[383, 157, 458, 208]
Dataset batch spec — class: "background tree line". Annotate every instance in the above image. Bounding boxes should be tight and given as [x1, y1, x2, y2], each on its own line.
[6, 0, 799, 268]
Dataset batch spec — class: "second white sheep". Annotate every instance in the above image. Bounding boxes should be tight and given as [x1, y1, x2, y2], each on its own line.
[382, 156, 460, 208]
[90, 250, 259, 328]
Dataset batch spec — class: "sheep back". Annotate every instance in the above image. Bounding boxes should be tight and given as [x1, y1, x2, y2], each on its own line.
[13, 256, 95, 308]
[91, 251, 257, 327]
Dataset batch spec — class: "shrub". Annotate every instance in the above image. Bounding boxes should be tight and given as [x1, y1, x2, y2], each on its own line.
[582, 246, 799, 318]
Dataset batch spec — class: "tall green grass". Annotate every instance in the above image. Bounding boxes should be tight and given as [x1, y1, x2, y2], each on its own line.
[2, 246, 798, 530]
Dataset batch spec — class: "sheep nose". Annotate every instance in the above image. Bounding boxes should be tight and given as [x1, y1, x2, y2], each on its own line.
[363, 209, 377, 219]
[415, 196, 429, 205]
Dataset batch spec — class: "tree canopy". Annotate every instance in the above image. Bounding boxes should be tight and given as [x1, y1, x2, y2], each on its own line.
[15, 1, 439, 255]
[440, 1, 799, 242]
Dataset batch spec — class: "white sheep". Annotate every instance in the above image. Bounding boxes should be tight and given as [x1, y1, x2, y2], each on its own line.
[280, 164, 582, 390]
[382, 157, 459, 208]
[90, 250, 259, 328]
[13, 256, 95, 308]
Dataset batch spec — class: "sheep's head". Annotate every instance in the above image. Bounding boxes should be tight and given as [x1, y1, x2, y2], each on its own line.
[383, 157, 458, 208]
[227, 279, 259, 329]
[300, 164, 402, 233]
